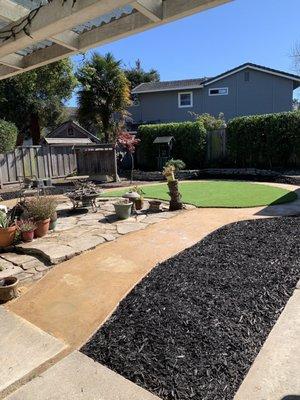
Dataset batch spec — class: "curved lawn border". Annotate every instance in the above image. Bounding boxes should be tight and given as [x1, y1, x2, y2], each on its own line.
[81, 217, 300, 400]
[103, 181, 297, 208]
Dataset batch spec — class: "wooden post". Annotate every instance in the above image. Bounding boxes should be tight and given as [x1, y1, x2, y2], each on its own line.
[113, 147, 119, 182]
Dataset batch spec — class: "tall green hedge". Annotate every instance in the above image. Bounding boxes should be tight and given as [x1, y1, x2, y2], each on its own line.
[137, 121, 207, 170]
[227, 111, 300, 168]
[0, 119, 18, 153]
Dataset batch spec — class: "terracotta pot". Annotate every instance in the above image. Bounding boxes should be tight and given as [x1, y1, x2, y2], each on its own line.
[34, 218, 50, 238]
[134, 199, 144, 211]
[0, 276, 19, 302]
[149, 200, 162, 212]
[0, 225, 17, 248]
[21, 230, 35, 242]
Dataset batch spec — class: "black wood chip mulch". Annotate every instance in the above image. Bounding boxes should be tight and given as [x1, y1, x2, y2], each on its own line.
[81, 217, 300, 400]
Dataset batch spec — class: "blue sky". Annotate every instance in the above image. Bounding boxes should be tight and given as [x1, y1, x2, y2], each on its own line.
[69, 0, 300, 105]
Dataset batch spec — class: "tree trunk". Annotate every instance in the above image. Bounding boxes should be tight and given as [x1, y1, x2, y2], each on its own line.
[130, 152, 134, 184]
[29, 113, 41, 145]
[168, 180, 183, 211]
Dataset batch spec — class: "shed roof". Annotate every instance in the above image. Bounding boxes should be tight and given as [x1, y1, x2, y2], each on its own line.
[153, 136, 174, 144]
[44, 137, 93, 146]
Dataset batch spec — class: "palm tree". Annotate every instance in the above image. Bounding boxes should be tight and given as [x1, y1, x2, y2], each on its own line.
[76, 53, 131, 142]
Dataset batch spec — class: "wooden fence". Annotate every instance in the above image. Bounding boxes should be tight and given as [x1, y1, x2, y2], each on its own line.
[0, 144, 117, 187]
[76, 145, 117, 180]
[206, 129, 227, 163]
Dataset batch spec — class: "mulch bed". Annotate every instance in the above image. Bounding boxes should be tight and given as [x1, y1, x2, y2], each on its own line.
[81, 217, 300, 400]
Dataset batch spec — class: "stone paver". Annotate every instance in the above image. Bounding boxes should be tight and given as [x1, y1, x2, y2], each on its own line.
[0, 307, 66, 396]
[5, 351, 159, 400]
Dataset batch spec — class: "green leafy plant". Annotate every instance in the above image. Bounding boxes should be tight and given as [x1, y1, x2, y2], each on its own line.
[0, 120, 18, 153]
[138, 121, 206, 170]
[165, 159, 186, 171]
[190, 112, 226, 131]
[0, 211, 15, 228]
[227, 111, 300, 168]
[17, 219, 36, 232]
[26, 197, 57, 222]
[129, 186, 145, 199]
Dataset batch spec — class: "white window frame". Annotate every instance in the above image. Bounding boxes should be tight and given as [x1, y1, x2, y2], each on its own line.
[178, 91, 193, 108]
[208, 87, 229, 96]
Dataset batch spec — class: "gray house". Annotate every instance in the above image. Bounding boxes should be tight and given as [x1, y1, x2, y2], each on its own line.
[129, 63, 300, 125]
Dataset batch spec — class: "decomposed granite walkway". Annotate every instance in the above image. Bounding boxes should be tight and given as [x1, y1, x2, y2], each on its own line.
[3, 182, 300, 400]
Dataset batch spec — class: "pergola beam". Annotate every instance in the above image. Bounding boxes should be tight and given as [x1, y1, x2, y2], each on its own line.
[131, 0, 163, 22]
[0, 0, 232, 79]
[0, 0, 28, 22]
[0, 0, 131, 57]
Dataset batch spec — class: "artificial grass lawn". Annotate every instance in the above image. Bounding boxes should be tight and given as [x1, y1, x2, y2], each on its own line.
[105, 181, 297, 208]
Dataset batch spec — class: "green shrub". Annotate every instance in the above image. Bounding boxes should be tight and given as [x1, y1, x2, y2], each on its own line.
[191, 112, 226, 131]
[227, 111, 300, 168]
[165, 159, 186, 171]
[0, 119, 18, 153]
[137, 121, 206, 170]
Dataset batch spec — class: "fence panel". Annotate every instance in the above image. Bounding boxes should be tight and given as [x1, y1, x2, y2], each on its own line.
[206, 129, 227, 163]
[0, 145, 77, 187]
[76, 145, 117, 179]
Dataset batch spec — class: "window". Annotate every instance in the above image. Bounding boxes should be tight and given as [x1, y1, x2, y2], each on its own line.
[132, 94, 140, 107]
[67, 127, 75, 137]
[209, 87, 229, 96]
[178, 92, 193, 108]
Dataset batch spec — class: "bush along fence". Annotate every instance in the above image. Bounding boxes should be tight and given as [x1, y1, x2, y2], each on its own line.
[136, 111, 300, 170]
[137, 121, 207, 170]
[0, 144, 117, 187]
[227, 111, 300, 168]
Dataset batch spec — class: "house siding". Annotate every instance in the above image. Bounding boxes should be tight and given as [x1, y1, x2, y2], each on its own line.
[128, 68, 295, 124]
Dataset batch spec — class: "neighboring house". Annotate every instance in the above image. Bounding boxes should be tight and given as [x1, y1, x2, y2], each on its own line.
[129, 63, 300, 125]
[42, 120, 101, 146]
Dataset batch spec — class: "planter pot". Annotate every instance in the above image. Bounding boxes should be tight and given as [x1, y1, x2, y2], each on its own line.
[21, 230, 35, 242]
[0, 225, 17, 248]
[49, 219, 57, 231]
[149, 200, 162, 212]
[34, 218, 50, 238]
[0, 276, 19, 302]
[114, 203, 133, 220]
[134, 199, 144, 211]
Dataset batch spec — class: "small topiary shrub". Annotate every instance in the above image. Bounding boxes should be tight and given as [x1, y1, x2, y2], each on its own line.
[0, 119, 18, 153]
[137, 121, 206, 170]
[165, 159, 186, 171]
[227, 111, 300, 168]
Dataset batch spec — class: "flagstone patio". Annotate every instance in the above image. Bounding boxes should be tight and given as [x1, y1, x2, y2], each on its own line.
[0, 197, 194, 287]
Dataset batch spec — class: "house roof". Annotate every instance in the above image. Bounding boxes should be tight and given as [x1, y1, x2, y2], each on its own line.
[132, 78, 209, 94]
[46, 120, 101, 144]
[132, 63, 300, 94]
[44, 138, 93, 146]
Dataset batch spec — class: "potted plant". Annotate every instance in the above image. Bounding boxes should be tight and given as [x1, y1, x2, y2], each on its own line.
[49, 211, 58, 231]
[17, 219, 36, 242]
[0, 211, 16, 248]
[130, 186, 145, 210]
[0, 276, 19, 302]
[26, 197, 57, 238]
[114, 200, 133, 220]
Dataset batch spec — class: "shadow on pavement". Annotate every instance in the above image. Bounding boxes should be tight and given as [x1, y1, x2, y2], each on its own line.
[255, 188, 300, 217]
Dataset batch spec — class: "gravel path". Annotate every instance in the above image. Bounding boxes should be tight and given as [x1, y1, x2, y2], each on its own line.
[81, 217, 300, 400]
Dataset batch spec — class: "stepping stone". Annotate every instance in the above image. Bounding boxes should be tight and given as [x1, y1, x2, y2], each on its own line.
[68, 236, 105, 253]
[0, 259, 23, 280]
[17, 242, 76, 264]
[6, 351, 160, 400]
[117, 222, 146, 235]
[0, 307, 66, 394]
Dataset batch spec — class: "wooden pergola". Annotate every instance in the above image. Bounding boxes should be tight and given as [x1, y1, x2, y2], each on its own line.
[0, 0, 232, 80]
